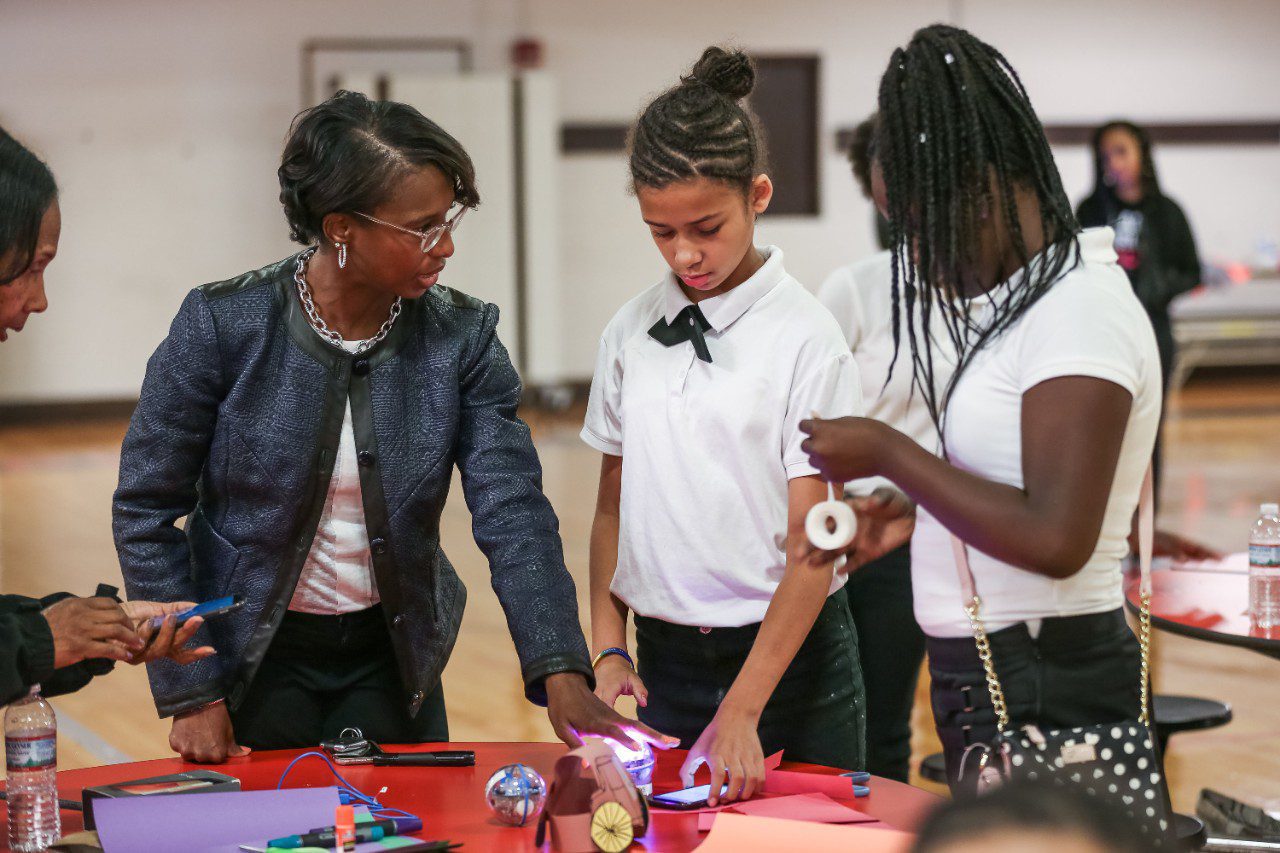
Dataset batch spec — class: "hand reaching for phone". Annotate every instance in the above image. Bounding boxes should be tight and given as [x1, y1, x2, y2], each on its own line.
[679, 708, 765, 806]
[122, 601, 216, 666]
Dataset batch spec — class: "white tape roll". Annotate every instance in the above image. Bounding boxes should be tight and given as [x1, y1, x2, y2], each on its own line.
[806, 499, 857, 551]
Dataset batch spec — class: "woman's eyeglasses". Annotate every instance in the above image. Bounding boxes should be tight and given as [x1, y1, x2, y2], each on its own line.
[355, 207, 469, 253]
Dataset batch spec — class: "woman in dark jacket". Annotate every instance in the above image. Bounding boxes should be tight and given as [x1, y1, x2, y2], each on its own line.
[1077, 121, 1201, 495]
[114, 92, 671, 762]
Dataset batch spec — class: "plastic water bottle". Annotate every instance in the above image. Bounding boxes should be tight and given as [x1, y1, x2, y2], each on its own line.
[1248, 503, 1280, 629]
[5, 685, 59, 851]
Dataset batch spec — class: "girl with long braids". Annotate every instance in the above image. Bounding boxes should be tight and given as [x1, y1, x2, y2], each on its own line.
[584, 47, 901, 803]
[801, 25, 1163, 787]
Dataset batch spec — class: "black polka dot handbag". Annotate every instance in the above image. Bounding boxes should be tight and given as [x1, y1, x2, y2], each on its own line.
[948, 466, 1175, 847]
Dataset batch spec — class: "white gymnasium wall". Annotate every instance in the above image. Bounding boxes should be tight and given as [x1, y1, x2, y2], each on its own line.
[0, 0, 1278, 400]
[536, 0, 1280, 380]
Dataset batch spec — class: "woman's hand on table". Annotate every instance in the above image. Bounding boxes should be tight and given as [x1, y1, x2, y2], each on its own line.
[169, 701, 251, 763]
[593, 655, 649, 708]
[546, 672, 677, 752]
[122, 600, 217, 665]
[680, 707, 764, 806]
[1140, 528, 1224, 562]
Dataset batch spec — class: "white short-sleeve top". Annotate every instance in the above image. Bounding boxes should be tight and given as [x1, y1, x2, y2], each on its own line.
[911, 228, 1162, 637]
[582, 247, 863, 627]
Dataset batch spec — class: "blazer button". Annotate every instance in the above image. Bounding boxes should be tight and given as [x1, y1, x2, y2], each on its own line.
[370, 538, 387, 556]
[392, 614, 405, 628]
[352, 359, 370, 376]
[357, 451, 376, 467]
[411, 690, 424, 704]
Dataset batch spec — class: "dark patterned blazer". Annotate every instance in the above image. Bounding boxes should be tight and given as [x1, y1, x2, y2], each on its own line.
[113, 254, 592, 718]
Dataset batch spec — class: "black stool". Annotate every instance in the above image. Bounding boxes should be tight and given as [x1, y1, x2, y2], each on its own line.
[1152, 695, 1233, 755]
[920, 751, 948, 785]
[1153, 695, 1232, 851]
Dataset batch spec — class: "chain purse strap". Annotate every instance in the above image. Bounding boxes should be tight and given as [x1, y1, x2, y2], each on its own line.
[950, 463, 1155, 733]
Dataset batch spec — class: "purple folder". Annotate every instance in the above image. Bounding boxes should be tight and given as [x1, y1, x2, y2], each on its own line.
[93, 785, 340, 852]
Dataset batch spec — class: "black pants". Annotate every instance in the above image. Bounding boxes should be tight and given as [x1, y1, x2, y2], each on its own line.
[230, 606, 448, 750]
[634, 588, 866, 771]
[844, 544, 924, 782]
[927, 608, 1141, 792]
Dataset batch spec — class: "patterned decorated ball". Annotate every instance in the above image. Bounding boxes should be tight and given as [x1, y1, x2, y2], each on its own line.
[484, 763, 547, 826]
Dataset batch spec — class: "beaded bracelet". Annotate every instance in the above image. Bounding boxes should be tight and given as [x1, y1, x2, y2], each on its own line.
[591, 647, 634, 670]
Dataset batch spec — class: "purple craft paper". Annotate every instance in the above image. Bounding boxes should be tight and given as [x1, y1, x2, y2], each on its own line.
[93, 785, 340, 853]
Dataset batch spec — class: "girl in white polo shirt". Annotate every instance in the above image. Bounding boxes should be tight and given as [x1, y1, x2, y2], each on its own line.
[583, 47, 870, 804]
[801, 25, 1162, 790]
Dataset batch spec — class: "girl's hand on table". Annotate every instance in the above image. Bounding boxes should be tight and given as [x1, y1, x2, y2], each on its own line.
[680, 708, 765, 806]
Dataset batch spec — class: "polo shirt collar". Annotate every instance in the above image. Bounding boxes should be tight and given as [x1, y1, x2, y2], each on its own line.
[662, 246, 786, 331]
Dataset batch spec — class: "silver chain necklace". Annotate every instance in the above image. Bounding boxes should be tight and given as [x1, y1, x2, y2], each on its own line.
[294, 247, 402, 354]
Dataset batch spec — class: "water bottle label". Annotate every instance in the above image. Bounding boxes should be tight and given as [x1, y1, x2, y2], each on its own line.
[1250, 544, 1280, 568]
[6, 734, 56, 772]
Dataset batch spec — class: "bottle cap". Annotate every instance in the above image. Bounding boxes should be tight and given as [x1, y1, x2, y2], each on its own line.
[1263, 503, 1279, 516]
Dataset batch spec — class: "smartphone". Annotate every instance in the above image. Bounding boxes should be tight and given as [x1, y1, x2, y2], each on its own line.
[148, 595, 244, 629]
[647, 783, 730, 811]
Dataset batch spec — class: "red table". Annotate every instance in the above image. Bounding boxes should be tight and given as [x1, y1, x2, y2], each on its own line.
[1124, 556, 1280, 659]
[18, 742, 939, 852]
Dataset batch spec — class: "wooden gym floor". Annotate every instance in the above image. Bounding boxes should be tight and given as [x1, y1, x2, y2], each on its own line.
[0, 371, 1277, 814]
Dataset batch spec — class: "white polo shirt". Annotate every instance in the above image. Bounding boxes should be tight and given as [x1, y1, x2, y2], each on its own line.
[582, 247, 863, 627]
[911, 228, 1162, 637]
[817, 250, 954, 494]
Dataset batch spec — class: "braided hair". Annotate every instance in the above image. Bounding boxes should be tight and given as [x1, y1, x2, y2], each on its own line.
[629, 47, 767, 193]
[876, 24, 1081, 433]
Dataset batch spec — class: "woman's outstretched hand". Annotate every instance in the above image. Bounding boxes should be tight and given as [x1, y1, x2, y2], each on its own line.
[546, 672, 678, 752]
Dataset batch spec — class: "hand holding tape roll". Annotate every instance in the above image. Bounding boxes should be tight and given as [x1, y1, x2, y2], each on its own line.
[805, 412, 857, 551]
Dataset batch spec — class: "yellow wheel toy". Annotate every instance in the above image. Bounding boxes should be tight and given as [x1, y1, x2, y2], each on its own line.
[589, 800, 634, 852]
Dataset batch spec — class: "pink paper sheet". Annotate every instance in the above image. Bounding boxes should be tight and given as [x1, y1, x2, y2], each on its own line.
[694, 793, 878, 832]
[762, 768, 858, 800]
[695, 812, 912, 852]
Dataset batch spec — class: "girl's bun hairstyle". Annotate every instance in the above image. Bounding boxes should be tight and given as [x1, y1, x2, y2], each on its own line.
[684, 46, 756, 101]
[628, 46, 767, 192]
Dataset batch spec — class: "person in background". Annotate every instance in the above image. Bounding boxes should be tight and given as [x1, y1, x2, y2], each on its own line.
[0, 126, 213, 705]
[848, 115, 892, 252]
[912, 780, 1155, 853]
[815, 112, 939, 783]
[114, 92, 669, 763]
[1077, 120, 1201, 502]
